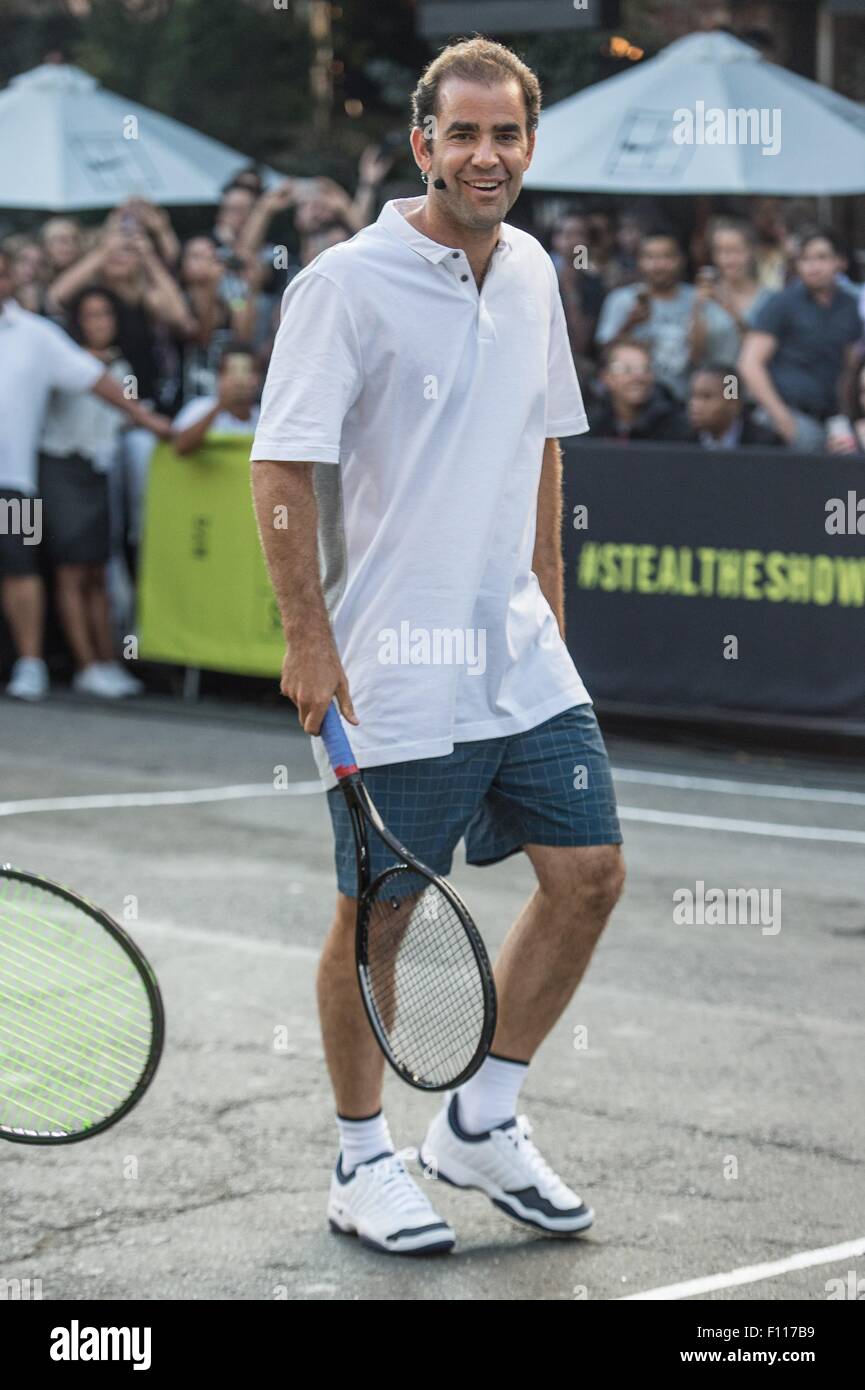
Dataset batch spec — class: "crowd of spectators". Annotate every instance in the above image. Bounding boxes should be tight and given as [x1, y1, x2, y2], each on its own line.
[1, 170, 864, 701]
[547, 201, 865, 449]
[0, 148, 395, 699]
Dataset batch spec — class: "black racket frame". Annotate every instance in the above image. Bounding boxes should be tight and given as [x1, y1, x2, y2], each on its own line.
[0, 866, 165, 1145]
[338, 774, 497, 1092]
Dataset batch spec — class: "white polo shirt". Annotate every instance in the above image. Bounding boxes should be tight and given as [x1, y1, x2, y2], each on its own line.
[0, 299, 106, 494]
[250, 195, 591, 790]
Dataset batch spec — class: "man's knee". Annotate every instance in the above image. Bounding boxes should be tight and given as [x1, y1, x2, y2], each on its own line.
[575, 846, 625, 918]
[530, 842, 625, 920]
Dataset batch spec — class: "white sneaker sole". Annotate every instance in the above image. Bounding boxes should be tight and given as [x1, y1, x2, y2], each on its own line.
[327, 1202, 455, 1255]
[419, 1141, 594, 1236]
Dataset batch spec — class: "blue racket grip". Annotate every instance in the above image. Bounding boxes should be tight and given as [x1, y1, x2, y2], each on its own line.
[320, 703, 359, 779]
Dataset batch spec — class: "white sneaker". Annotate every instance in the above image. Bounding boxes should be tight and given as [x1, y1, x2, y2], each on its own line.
[72, 664, 125, 699]
[6, 657, 49, 701]
[328, 1147, 456, 1255]
[419, 1093, 594, 1235]
[94, 662, 144, 696]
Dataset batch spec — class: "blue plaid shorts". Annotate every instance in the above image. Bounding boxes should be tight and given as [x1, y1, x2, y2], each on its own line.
[326, 703, 622, 897]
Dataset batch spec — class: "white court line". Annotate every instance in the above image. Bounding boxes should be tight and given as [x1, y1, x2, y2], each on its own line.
[0, 783, 863, 844]
[620, 1236, 865, 1300]
[617, 805, 865, 845]
[615, 768, 865, 807]
[71, 917, 865, 1303]
[0, 781, 320, 816]
[139, 915, 319, 960]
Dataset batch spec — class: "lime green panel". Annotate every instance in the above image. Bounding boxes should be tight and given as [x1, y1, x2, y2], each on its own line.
[138, 436, 283, 677]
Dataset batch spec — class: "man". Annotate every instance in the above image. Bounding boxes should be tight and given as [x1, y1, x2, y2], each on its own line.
[548, 208, 605, 372]
[171, 343, 261, 455]
[687, 364, 780, 449]
[586, 339, 691, 443]
[251, 36, 625, 1256]
[595, 228, 739, 402]
[738, 229, 862, 451]
[0, 248, 171, 700]
[586, 205, 634, 290]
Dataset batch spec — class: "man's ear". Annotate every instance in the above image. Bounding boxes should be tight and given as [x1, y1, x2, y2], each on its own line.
[523, 128, 537, 172]
[409, 125, 432, 181]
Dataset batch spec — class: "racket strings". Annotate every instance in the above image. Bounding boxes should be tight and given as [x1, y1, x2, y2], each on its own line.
[363, 870, 489, 1087]
[0, 876, 156, 1137]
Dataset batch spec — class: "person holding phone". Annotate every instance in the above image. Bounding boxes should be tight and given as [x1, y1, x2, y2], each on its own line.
[595, 228, 738, 402]
[170, 343, 261, 455]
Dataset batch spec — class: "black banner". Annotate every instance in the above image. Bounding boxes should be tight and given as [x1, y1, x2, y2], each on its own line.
[561, 442, 865, 724]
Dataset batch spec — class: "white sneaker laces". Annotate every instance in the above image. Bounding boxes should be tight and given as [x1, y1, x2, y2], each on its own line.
[506, 1116, 574, 1199]
[366, 1147, 433, 1215]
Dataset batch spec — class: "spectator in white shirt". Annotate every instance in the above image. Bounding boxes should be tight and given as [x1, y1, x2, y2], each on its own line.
[0, 248, 171, 701]
[171, 344, 261, 455]
[39, 287, 146, 699]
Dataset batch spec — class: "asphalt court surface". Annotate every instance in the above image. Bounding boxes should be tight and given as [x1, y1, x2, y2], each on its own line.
[1, 696, 863, 1300]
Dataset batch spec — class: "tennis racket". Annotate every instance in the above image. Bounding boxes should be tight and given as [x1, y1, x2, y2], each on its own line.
[320, 702, 496, 1091]
[0, 865, 164, 1144]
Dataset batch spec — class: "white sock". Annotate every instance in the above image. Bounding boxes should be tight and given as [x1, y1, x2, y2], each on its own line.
[456, 1053, 529, 1135]
[336, 1109, 394, 1173]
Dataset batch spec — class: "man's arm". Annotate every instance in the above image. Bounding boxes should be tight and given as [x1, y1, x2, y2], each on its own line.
[250, 458, 357, 733]
[89, 372, 172, 437]
[137, 234, 197, 335]
[48, 244, 106, 309]
[171, 402, 222, 456]
[532, 438, 565, 637]
[838, 342, 860, 416]
[595, 286, 650, 351]
[737, 330, 796, 443]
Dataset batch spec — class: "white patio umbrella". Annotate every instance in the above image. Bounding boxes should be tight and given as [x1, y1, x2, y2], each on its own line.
[523, 31, 865, 195]
[0, 62, 284, 210]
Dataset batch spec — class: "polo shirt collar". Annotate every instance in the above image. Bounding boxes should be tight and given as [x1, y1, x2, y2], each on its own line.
[378, 195, 512, 264]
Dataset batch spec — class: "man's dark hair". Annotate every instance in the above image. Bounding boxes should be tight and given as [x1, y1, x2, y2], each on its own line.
[690, 363, 744, 410]
[798, 226, 842, 257]
[691, 362, 742, 386]
[232, 164, 264, 195]
[411, 34, 542, 148]
[641, 227, 683, 252]
[217, 340, 256, 372]
[600, 337, 652, 371]
[220, 180, 256, 201]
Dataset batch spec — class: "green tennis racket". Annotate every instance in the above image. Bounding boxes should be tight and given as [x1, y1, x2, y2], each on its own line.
[0, 865, 164, 1144]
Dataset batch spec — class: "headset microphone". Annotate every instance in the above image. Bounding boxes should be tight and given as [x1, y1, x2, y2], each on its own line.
[433, 177, 447, 190]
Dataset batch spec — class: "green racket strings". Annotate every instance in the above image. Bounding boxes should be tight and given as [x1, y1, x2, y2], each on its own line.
[0, 875, 153, 1137]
